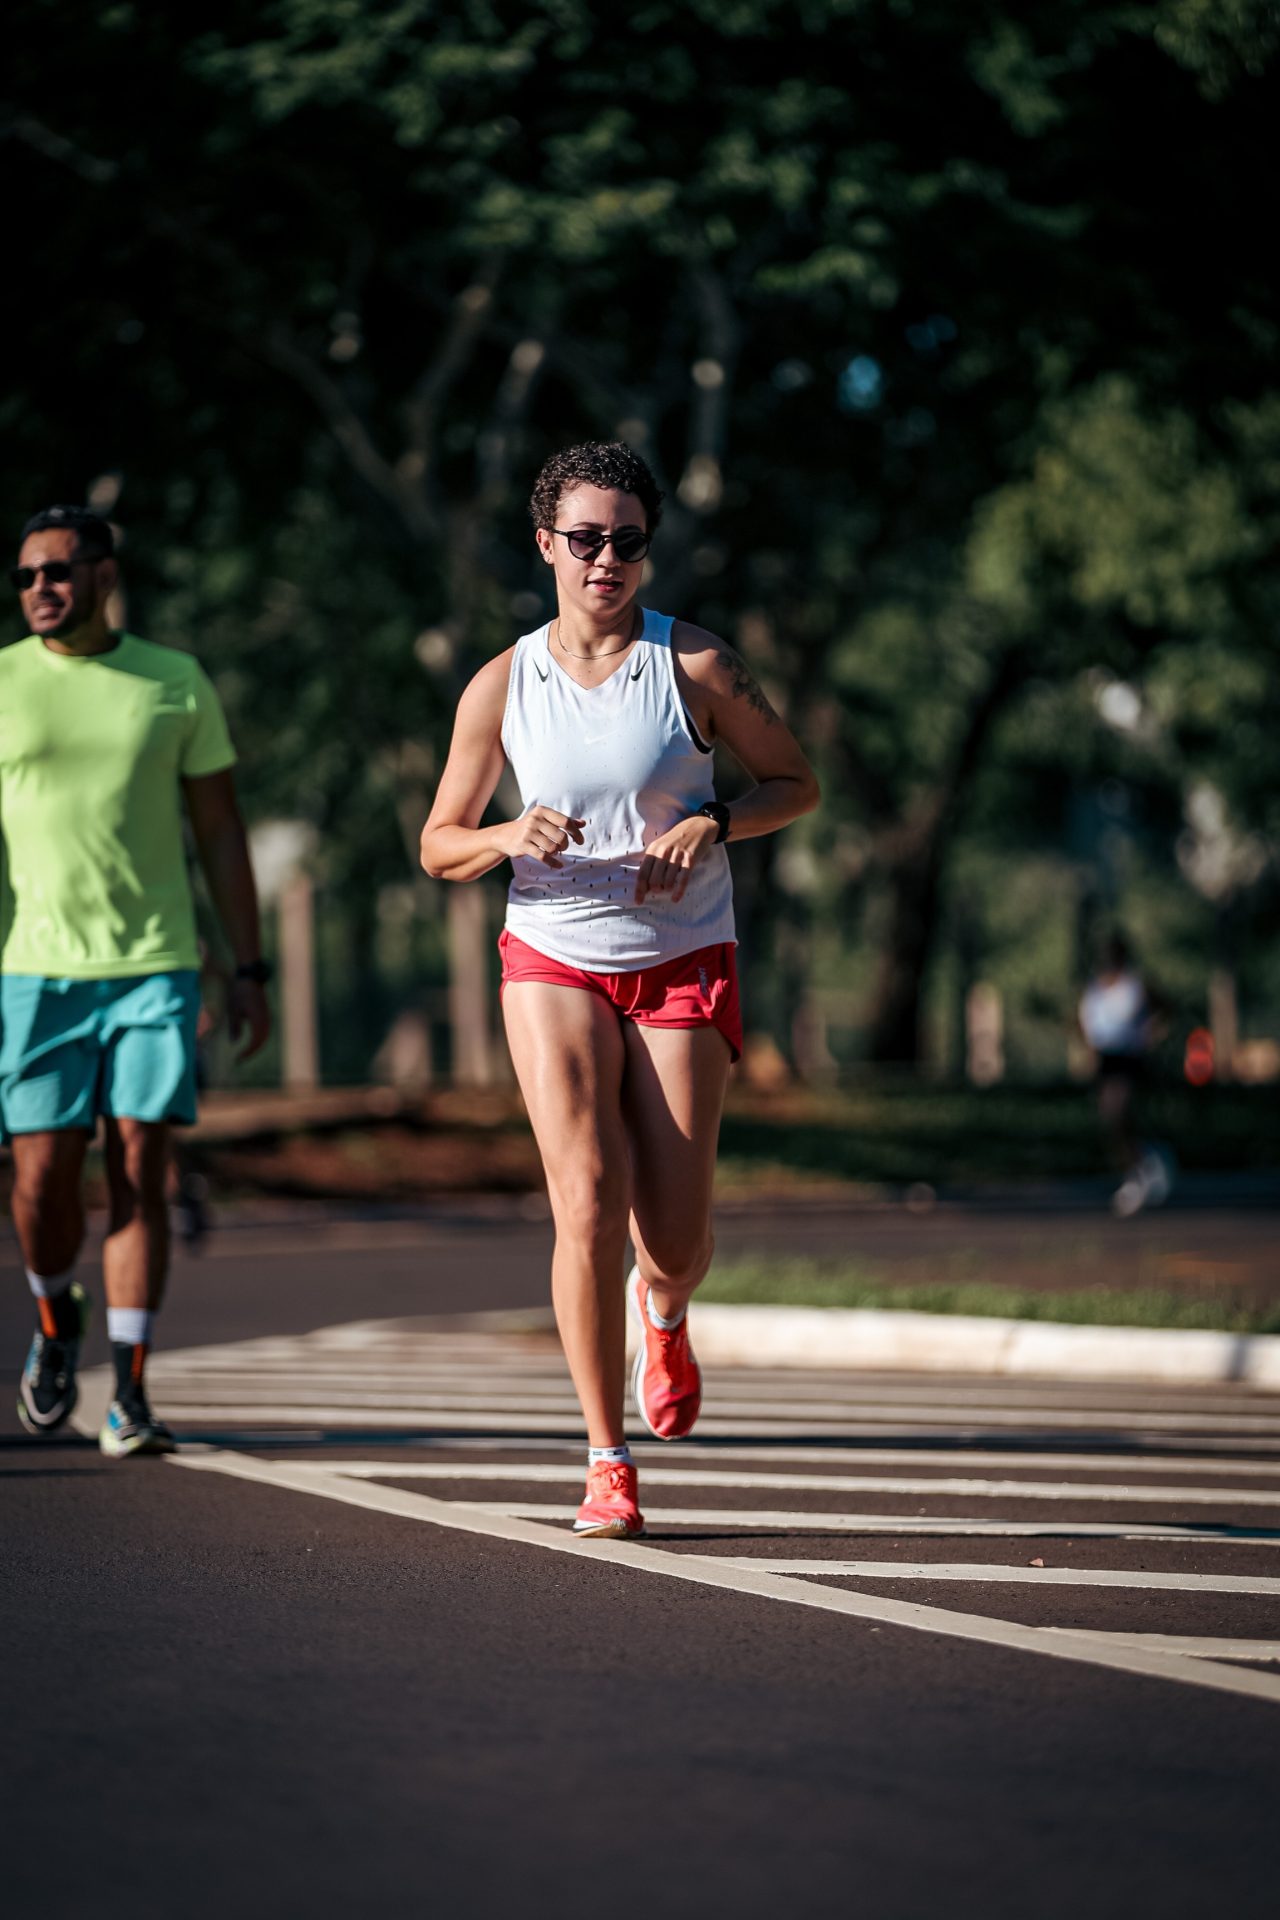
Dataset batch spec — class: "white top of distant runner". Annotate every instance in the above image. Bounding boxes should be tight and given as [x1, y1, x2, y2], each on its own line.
[500, 608, 736, 970]
[1079, 969, 1149, 1056]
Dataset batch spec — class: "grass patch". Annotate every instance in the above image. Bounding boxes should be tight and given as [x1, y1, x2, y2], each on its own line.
[700, 1258, 1280, 1335]
[717, 1082, 1280, 1187]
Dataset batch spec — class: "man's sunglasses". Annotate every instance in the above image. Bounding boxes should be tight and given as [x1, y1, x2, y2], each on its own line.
[551, 526, 651, 564]
[10, 558, 100, 592]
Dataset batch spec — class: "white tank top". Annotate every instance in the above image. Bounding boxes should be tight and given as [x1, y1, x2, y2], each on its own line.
[1079, 971, 1148, 1056]
[500, 608, 736, 970]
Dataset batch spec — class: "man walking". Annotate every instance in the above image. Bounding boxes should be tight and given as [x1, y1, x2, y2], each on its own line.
[2, 505, 271, 1454]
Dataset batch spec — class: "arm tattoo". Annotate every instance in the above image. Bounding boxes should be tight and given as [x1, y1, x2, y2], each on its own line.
[716, 650, 778, 724]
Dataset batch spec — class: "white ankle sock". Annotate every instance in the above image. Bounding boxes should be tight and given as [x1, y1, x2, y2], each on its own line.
[107, 1307, 154, 1348]
[645, 1290, 686, 1331]
[588, 1445, 633, 1467]
[26, 1267, 74, 1301]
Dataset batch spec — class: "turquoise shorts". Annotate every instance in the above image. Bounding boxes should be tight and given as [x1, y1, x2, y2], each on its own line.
[0, 971, 200, 1136]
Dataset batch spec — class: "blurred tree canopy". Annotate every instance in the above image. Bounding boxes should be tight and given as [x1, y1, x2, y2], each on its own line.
[4, 0, 1278, 1072]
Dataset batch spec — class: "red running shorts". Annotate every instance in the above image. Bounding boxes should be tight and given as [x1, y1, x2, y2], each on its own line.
[498, 930, 742, 1062]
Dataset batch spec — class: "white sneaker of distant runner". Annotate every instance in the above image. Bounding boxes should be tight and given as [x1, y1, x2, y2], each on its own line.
[1138, 1145, 1174, 1209]
[1111, 1173, 1147, 1218]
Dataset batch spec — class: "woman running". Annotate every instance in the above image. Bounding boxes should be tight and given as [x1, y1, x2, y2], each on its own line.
[421, 441, 819, 1537]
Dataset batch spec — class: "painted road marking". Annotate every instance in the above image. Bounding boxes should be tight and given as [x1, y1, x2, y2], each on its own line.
[162, 1428, 1280, 1473]
[154, 1319, 1280, 1395]
[155, 1353, 1279, 1416]
[145, 1335, 1280, 1437]
[134, 1315, 1280, 1709]
[167, 1389, 1280, 1432]
[143, 1396, 1280, 1438]
[308, 1459, 1280, 1508]
[623, 1441, 1280, 1476]
[715, 1561, 1280, 1595]
[453, 1500, 1280, 1541]
[169, 1418, 1280, 1456]
[154, 1387, 637, 1412]
[168, 1449, 1280, 1708]
[1038, 1631, 1280, 1662]
[161, 1428, 1280, 1475]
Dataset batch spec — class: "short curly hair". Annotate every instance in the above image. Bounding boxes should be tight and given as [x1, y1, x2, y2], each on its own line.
[529, 441, 664, 534]
[19, 504, 115, 560]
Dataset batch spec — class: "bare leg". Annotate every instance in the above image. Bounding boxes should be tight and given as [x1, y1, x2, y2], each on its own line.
[9, 1131, 91, 1277]
[1098, 1072, 1139, 1175]
[623, 1025, 732, 1321]
[502, 985, 630, 1447]
[102, 1119, 171, 1311]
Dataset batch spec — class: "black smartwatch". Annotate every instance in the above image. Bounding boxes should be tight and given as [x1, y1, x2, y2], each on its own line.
[696, 801, 731, 843]
[235, 959, 274, 986]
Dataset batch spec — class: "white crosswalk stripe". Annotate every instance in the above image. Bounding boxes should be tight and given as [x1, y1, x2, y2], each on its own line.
[148, 1323, 1280, 1437]
[127, 1318, 1280, 1705]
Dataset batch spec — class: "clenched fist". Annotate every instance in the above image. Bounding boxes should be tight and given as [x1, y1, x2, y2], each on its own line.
[635, 813, 720, 905]
[497, 806, 587, 868]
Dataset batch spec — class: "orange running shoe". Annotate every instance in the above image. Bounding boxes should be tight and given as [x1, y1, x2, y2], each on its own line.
[573, 1458, 645, 1538]
[628, 1265, 702, 1441]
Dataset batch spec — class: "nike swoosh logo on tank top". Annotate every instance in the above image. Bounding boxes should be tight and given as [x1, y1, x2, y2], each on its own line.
[630, 656, 648, 680]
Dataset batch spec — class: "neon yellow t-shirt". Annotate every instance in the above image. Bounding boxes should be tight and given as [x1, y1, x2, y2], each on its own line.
[0, 633, 237, 978]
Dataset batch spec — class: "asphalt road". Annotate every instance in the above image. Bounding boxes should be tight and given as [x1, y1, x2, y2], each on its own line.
[3, 1204, 1279, 1920]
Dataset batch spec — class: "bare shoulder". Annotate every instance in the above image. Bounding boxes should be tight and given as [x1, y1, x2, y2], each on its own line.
[670, 619, 724, 677]
[672, 620, 779, 726]
[457, 645, 517, 727]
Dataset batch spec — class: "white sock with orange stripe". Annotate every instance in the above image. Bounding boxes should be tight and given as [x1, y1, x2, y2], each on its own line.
[107, 1307, 154, 1401]
[26, 1268, 78, 1340]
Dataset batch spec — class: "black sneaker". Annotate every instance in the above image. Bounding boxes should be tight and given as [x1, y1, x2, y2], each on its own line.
[99, 1386, 177, 1459]
[17, 1284, 91, 1435]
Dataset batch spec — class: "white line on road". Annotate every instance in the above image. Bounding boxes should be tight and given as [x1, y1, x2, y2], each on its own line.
[153, 1357, 1280, 1416]
[308, 1459, 1280, 1508]
[147, 1398, 1280, 1436]
[195, 1431, 1280, 1476]
[152, 1387, 614, 1412]
[168, 1449, 1280, 1708]
[630, 1441, 1280, 1476]
[455, 1500, 1280, 1541]
[151, 1377, 1280, 1427]
[713, 1561, 1280, 1595]
[1040, 1630, 1280, 1663]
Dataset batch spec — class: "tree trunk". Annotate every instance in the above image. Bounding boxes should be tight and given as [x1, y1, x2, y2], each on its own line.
[447, 884, 494, 1086]
[279, 873, 320, 1089]
[863, 822, 945, 1065]
[860, 643, 1028, 1067]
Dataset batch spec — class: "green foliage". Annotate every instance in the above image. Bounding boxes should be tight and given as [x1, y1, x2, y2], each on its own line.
[3, 0, 1278, 1073]
[968, 379, 1264, 635]
[1154, 0, 1280, 96]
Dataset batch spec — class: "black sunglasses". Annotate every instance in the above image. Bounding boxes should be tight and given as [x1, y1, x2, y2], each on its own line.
[10, 558, 100, 592]
[551, 526, 651, 564]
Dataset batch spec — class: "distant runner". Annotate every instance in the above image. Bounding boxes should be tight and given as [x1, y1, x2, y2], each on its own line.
[1079, 931, 1173, 1216]
[421, 442, 819, 1536]
[2, 505, 271, 1454]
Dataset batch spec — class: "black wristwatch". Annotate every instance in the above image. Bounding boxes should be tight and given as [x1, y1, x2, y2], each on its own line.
[235, 958, 274, 986]
[696, 801, 731, 844]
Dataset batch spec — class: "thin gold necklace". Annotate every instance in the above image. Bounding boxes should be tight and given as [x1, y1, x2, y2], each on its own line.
[553, 607, 641, 660]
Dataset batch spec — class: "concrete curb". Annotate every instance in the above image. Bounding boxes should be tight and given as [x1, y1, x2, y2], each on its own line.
[167, 1303, 1280, 1395]
[681, 1304, 1280, 1391]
